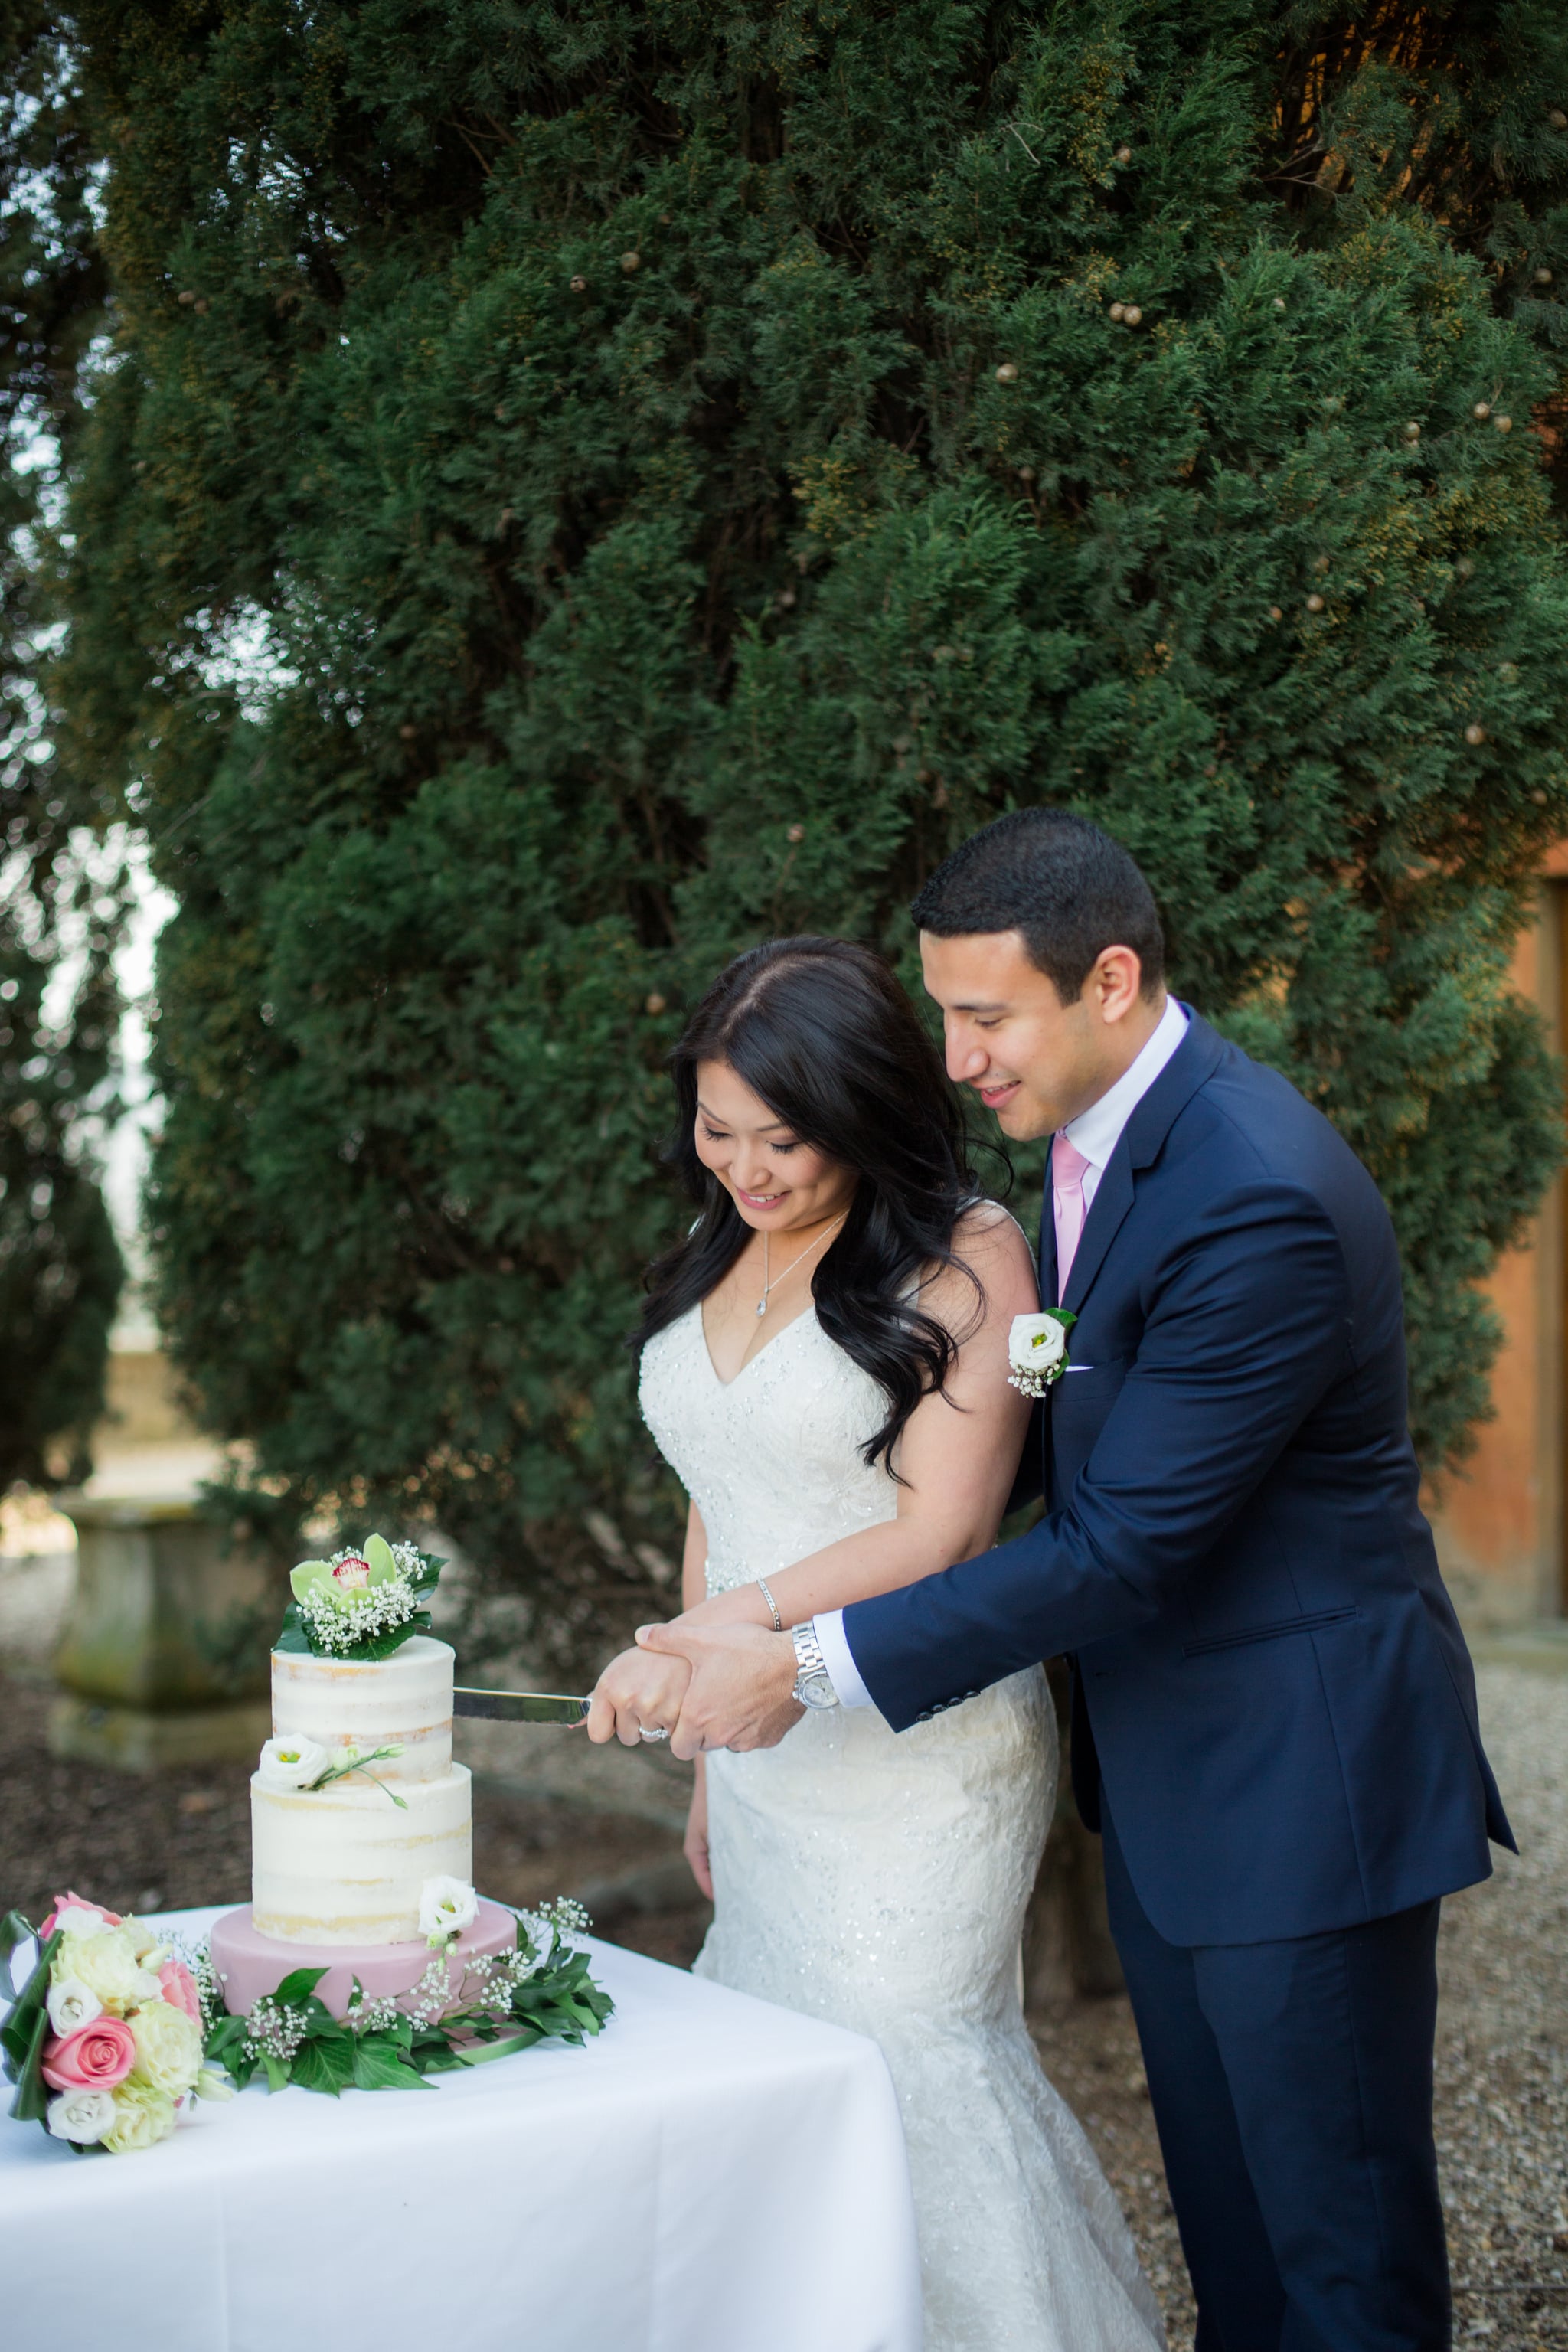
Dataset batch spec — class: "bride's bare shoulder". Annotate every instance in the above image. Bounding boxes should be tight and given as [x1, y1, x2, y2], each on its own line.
[954, 1197, 1035, 1269]
[920, 1200, 1038, 1336]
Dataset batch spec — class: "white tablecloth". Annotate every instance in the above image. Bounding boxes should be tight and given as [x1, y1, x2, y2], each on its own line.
[1, 1906, 923, 2352]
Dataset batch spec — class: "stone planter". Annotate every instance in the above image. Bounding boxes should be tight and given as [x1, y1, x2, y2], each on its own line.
[49, 1491, 274, 1770]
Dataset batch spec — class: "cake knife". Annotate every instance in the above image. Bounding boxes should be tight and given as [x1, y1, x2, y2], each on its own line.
[452, 1687, 590, 1725]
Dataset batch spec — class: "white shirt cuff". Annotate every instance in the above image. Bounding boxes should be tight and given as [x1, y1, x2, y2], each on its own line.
[812, 1610, 877, 1711]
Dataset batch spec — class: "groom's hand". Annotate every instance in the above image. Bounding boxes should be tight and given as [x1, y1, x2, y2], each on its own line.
[586, 1646, 691, 1746]
[636, 1620, 802, 1759]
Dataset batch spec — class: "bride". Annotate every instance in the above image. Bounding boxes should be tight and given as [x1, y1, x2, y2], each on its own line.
[589, 935, 1162, 2352]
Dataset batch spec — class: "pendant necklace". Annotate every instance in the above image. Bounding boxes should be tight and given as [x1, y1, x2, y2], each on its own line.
[756, 1212, 848, 1316]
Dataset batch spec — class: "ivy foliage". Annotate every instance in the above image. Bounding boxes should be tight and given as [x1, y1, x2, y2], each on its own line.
[31, 0, 1568, 1650]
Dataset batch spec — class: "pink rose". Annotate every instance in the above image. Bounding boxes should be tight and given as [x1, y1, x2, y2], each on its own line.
[158, 1959, 201, 2025]
[332, 1554, 371, 1589]
[39, 1890, 122, 1936]
[41, 2015, 137, 2092]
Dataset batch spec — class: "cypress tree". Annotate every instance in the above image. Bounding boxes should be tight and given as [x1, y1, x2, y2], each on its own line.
[38, 1, 1568, 1650]
[1, 8, 123, 1486]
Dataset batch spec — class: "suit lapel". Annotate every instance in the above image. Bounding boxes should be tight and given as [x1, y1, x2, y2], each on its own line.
[1059, 1007, 1227, 1318]
[1038, 1181, 1058, 1308]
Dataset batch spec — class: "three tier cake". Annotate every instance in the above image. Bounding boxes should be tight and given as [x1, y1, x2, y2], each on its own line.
[209, 1625, 516, 2018]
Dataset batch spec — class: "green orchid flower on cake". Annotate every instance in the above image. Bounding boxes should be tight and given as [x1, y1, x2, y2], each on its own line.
[276, 1532, 446, 1661]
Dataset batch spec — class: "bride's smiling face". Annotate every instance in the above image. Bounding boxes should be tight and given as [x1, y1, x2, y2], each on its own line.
[693, 1060, 858, 1233]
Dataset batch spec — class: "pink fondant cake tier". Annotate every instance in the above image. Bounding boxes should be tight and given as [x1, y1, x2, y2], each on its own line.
[209, 1897, 518, 2020]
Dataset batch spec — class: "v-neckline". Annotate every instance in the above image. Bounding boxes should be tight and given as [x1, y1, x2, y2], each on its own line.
[698, 1301, 817, 1390]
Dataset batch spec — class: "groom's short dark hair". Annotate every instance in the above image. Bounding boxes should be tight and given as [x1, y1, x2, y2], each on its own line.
[910, 809, 1165, 1004]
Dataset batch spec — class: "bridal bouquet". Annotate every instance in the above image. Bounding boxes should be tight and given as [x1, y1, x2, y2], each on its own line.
[277, 1531, 444, 1660]
[1, 1893, 233, 2153]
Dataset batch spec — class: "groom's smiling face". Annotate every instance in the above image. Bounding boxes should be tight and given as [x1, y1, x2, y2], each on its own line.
[920, 929, 1160, 1141]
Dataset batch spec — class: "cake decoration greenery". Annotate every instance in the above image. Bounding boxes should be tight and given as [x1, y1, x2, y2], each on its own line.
[5, 1890, 616, 2136]
[2, 1893, 234, 2154]
[198, 1897, 612, 2097]
[276, 1533, 444, 1661]
[256, 1733, 410, 1808]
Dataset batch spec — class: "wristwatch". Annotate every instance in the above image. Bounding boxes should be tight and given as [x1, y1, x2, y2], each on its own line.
[792, 1620, 841, 1710]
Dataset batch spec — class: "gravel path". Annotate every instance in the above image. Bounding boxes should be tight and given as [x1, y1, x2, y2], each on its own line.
[1033, 1661, 1568, 2349]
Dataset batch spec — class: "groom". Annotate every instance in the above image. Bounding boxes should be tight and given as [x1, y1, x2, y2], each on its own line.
[642, 808, 1512, 2352]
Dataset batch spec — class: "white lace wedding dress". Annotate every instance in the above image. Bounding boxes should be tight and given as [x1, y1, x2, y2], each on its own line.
[640, 1294, 1165, 2352]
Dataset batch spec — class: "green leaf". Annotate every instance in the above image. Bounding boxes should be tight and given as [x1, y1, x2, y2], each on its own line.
[5, 1998, 51, 2122]
[351, 2037, 431, 2092]
[341, 1610, 432, 1662]
[452, 2028, 543, 2066]
[292, 2033, 355, 2096]
[270, 1965, 332, 2008]
[273, 1599, 314, 1655]
[261, 2054, 291, 2093]
[0, 1909, 38, 1968]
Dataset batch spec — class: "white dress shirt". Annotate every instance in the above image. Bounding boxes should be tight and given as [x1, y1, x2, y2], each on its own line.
[813, 995, 1191, 1713]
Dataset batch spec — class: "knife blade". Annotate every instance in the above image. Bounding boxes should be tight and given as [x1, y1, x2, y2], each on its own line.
[452, 1687, 590, 1726]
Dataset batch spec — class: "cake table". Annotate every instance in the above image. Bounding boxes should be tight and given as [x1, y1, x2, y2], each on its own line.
[1, 1906, 922, 2352]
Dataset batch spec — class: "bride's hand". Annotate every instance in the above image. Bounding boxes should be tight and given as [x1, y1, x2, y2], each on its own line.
[586, 1645, 691, 1747]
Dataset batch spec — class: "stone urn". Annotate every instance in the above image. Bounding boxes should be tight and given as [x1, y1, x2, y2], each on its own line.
[49, 1488, 275, 1770]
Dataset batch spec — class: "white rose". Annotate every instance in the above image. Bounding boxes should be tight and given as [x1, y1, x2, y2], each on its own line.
[418, 1877, 479, 1943]
[102, 2081, 177, 2154]
[46, 1975, 103, 2036]
[61, 1927, 163, 2012]
[256, 1733, 332, 1790]
[49, 1904, 109, 1939]
[1008, 1313, 1070, 1375]
[46, 2087, 118, 2145]
[129, 1998, 204, 2097]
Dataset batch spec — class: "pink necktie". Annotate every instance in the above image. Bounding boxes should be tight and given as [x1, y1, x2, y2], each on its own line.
[1052, 1132, 1092, 1304]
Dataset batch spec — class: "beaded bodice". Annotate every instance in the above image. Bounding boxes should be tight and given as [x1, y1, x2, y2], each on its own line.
[639, 1303, 898, 1596]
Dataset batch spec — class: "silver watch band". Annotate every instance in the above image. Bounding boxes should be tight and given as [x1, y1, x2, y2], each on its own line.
[791, 1620, 840, 1707]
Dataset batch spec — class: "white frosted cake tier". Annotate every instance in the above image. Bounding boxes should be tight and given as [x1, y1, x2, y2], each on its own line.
[251, 1762, 472, 1945]
[270, 1635, 454, 1782]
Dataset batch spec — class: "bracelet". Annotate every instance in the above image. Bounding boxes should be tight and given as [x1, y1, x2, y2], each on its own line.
[756, 1577, 782, 1633]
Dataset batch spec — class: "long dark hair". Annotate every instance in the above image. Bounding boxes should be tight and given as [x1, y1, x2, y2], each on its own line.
[635, 937, 991, 1471]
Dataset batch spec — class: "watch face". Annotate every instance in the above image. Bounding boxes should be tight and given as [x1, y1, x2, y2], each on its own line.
[801, 1674, 838, 1710]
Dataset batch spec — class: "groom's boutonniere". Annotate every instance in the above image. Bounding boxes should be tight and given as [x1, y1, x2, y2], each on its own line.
[1007, 1311, 1077, 1398]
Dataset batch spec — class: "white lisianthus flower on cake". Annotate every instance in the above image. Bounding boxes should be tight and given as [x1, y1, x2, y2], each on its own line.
[1006, 1311, 1076, 1398]
[45, 1975, 103, 2036]
[256, 1733, 332, 1790]
[45, 2087, 118, 2144]
[419, 1877, 479, 1946]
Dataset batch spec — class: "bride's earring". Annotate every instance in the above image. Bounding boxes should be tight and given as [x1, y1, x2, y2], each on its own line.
[756, 1231, 769, 1317]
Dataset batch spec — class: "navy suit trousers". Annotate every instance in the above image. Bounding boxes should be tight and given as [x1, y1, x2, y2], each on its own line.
[1102, 1803, 1450, 2352]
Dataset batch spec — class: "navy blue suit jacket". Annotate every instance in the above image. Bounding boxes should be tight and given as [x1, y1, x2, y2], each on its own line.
[841, 1010, 1514, 1947]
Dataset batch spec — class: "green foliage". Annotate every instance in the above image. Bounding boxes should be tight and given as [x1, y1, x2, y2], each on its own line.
[28, 1, 1568, 1649]
[202, 1932, 616, 2096]
[1, 6, 124, 1484]
[0, 1925, 62, 2125]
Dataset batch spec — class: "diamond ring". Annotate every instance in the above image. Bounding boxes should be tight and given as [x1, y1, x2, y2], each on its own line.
[639, 1724, 671, 1743]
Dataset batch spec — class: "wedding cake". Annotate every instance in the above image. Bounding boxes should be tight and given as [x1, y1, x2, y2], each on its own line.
[209, 1540, 515, 2017]
[251, 1636, 472, 1944]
